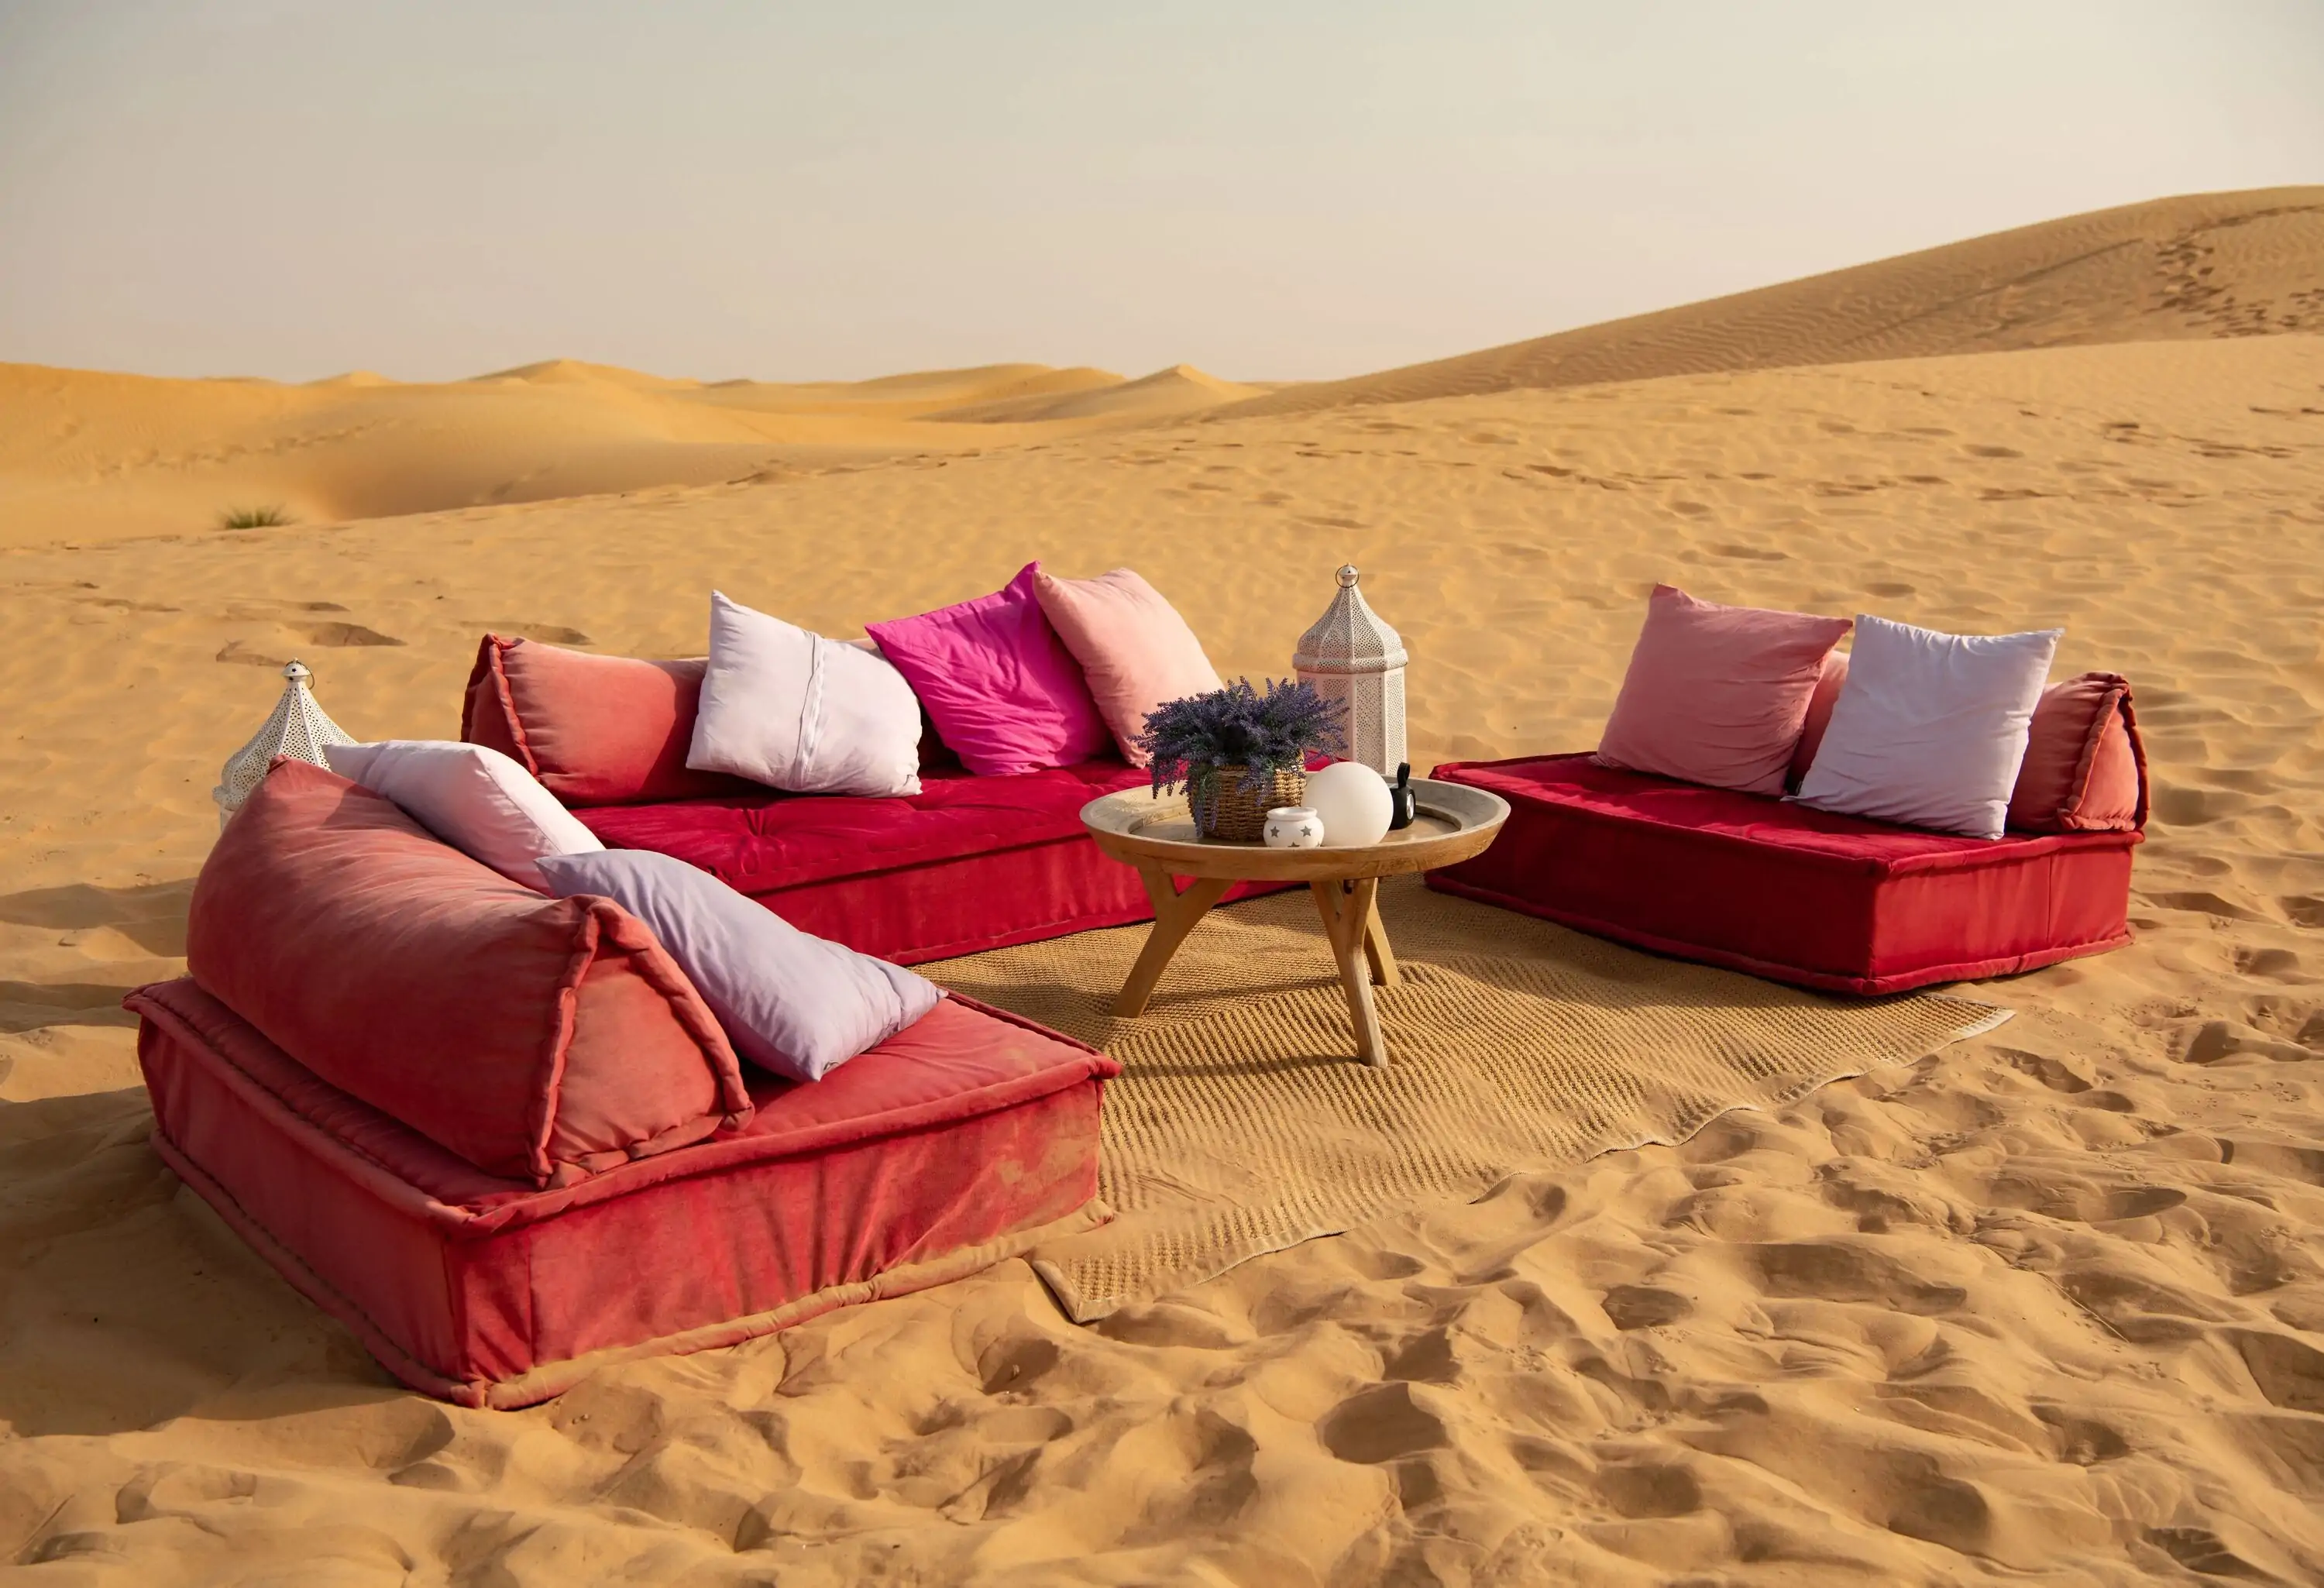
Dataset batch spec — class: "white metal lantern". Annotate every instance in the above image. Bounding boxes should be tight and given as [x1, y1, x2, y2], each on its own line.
[1294, 564, 1408, 776]
[213, 660, 356, 828]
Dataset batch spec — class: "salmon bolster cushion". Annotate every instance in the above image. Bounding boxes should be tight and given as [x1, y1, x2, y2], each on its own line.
[188, 760, 752, 1188]
[461, 633, 753, 806]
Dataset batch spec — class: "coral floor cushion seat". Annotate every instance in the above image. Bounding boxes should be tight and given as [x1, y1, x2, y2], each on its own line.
[194, 759, 752, 1187]
[129, 977, 1115, 1409]
[1428, 754, 2141, 995]
[136, 754, 1119, 1406]
[579, 759, 1283, 964]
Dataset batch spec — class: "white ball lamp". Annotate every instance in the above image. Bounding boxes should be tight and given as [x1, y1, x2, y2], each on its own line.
[1305, 761, 1393, 847]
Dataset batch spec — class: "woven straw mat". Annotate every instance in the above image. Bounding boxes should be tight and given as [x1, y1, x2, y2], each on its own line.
[924, 875, 2010, 1321]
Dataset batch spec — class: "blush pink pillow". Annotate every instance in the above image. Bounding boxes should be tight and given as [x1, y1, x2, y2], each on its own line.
[1033, 568, 1223, 765]
[1786, 648, 1852, 792]
[1596, 586, 1853, 796]
[865, 563, 1112, 776]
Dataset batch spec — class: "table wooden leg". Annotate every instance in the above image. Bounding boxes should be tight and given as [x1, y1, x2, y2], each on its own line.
[1312, 882, 1399, 990]
[1312, 877, 1388, 1067]
[1363, 895, 1399, 988]
[1114, 868, 1232, 1016]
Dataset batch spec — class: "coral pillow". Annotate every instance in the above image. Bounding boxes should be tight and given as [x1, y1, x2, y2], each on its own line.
[1786, 648, 1853, 792]
[689, 592, 923, 796]
[1595, 585, 1853, 796]
[2007, 672, 2147, 833]
[325, 739, 603, 893]
[865, 563, 1112, 777]
[1793, 614, 2061, 839]
[460, 634, 751, 806]
[538, 849, 943, 1083]
[188, 760, 750, 1188]
[1033, 568, 1224, 766]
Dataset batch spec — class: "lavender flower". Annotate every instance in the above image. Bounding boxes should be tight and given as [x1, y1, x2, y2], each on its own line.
[1135, 678, 1347, 807]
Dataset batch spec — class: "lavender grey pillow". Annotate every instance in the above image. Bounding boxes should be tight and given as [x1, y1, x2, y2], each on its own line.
[535, 849, 941, 1083]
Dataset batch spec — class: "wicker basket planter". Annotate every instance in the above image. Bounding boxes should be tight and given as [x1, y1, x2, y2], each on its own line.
[1191, 765, 1307, 844]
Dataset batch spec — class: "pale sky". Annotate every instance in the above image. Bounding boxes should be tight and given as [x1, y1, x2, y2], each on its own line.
[2, 2, 2318, 385]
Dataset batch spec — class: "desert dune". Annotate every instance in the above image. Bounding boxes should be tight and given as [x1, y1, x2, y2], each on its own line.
[0, 357, 1262, 547]
[1, 190, 2321, 1583]
[1219, 186, 2324, 418]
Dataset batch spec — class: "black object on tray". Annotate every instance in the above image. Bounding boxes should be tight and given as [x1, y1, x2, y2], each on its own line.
[1388, 763, 1417, 830]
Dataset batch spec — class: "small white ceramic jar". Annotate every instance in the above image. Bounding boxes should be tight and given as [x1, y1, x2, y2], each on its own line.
[1263, 806, 1325, 848]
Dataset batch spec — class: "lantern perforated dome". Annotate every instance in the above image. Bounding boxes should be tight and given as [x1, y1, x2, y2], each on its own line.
[214, 660, 356, 827]
[1294, 564, 1408, 675]
[1293, 565, 1408, 776]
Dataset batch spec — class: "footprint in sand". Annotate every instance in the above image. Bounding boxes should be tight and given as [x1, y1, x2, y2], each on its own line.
[471, 622, 591, 646]
[1600, 1284, 1690, 1330]
[305, 622, 404, 648]
[1318, 1382, 1449, 1464]
[1595, 1463, 1702, 1519]
[215, 620, 404, 667]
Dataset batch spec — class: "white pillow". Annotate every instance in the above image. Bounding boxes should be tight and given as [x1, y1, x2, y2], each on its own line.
[1792, 614, 2061, 839]
[325, 740, 603, 891]
[687, 590, 922, 796]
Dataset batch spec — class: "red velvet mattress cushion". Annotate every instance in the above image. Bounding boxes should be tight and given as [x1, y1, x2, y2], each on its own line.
[1429, 753, 2140, 995]
[192, 761, 751, 1187]
[461, 634, 755, 806]
[129, 975, 1114, 1408]
[578, 758, 1243, 964]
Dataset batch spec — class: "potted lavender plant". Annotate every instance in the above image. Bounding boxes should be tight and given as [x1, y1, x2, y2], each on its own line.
[1135, 677, 1347, 842]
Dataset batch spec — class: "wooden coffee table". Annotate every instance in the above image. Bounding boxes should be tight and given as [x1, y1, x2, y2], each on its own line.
[1079, 778, 1510, 1067]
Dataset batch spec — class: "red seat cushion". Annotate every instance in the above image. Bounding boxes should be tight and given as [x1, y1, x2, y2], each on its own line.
[580, 759, 1260, 964]
[193, 761, 751, 1187]
[129, 976, 1116, 1408]
[1429, 753, 2140, 995]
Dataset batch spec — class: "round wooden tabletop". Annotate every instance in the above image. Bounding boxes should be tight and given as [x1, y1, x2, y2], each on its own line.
[1081, 776, 1510, 882]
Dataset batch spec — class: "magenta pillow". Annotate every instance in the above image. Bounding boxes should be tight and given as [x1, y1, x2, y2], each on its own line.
[1595, 585, 1853, 796]
[865, 563, 1113, 776]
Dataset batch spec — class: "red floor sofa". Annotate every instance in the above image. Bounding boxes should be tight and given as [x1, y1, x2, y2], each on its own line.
[1428, 631, 2150, 995]
[1427, 752, 2142, 995]
[459, 631, 1274, 962]
[130, 761, 1116, 1409]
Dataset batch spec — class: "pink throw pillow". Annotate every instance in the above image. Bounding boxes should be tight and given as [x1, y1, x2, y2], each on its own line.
[2007, 672, 2147, 832]
[1786, 648, 1851, 792]
[1033, 568, 1223, 765]
[1596, 586, 1853, 796]
[865, 564, 1112, 777]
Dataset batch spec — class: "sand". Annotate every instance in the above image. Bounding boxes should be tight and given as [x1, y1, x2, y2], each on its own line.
[2, 190, 2321, 1583]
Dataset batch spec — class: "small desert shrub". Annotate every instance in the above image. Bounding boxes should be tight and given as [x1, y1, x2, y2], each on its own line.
[216, 504, 294, 529]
